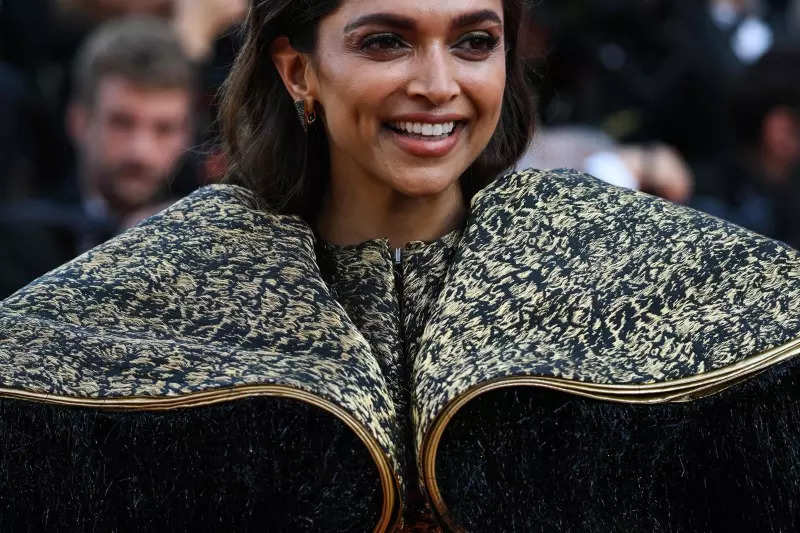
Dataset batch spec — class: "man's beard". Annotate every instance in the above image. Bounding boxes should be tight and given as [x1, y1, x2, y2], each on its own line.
[96, 161, 170, 216]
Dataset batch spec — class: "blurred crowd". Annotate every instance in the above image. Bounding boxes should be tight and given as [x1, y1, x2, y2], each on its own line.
[521, 0, 800, 248]
[0, 0, 799, 297]
[0, 0, 246, 296]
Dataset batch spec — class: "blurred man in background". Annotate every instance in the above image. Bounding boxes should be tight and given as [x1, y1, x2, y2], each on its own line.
[0, 0, 246, 200]
[67, 16, 194, 231]
[693, 47, 800, 248]
[0, 17, 196, 297]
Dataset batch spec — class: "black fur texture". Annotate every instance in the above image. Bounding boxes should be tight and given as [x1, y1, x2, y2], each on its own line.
[437, 358, 800, 532]
[0, 397, 380, 532]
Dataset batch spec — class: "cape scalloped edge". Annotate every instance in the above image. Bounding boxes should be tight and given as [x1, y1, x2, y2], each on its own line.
[1, 334, 798, 532]
[0, 385, 399, 532]
[424, 335, 800, 531]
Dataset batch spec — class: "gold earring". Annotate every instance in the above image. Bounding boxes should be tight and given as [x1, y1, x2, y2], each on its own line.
[294, 100, 317, 133]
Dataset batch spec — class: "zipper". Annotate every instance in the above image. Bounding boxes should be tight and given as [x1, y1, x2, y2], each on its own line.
[393, 247, 404, 323]
[393, 246, 405, 329]
[391, 244, 407, 396]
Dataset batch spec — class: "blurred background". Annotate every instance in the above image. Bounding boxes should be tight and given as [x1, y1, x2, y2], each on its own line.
[0, 0, 798, 298]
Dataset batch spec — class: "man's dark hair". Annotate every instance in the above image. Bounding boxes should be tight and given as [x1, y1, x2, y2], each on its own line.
[72, 16, 196, 107]
[219, 0, 536, 220]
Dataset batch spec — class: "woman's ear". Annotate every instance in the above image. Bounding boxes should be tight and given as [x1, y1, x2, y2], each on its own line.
[270, 36, 317, 102]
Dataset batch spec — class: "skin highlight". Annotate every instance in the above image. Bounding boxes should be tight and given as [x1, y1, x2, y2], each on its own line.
[271, 0, 506, 248]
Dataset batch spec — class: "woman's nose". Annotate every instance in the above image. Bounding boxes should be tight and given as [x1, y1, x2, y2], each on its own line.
[406, 45, 460, 106]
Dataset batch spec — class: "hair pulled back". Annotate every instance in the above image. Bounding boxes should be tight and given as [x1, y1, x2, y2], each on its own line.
[219, 0, 535, 219]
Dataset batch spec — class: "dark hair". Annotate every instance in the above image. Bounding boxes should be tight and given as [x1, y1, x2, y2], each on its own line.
[72, 16, 196, 107]
[220, 0, 536, 218]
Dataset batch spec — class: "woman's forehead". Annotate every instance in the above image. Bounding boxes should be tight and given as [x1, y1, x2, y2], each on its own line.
[328, 0, 505, 30]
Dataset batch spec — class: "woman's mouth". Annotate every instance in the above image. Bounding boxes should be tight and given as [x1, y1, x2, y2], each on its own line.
[387, 120, 457, 138]
[383, 120, 465, 158]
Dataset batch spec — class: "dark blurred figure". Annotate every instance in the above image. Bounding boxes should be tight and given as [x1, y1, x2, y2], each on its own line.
[529, 0, 787, 168]
[57, 0, 247, 182]
[0, 63, 39, 199]
[693, 47, 800, 249]
[0, 0, 245, 200]
[66, 17, 194, 226]
[0, 17, 196, 297]
[0, 0, 67, 199]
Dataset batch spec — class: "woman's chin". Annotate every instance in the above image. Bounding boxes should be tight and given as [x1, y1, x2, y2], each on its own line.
[388, 173, 461, 199]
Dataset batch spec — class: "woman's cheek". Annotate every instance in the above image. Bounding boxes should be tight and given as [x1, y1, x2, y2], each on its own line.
[483, 74, 506, 132]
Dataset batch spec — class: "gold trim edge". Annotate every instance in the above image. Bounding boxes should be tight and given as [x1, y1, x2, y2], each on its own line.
[421, 336, 800, 533]
[0, 384, 401, 533]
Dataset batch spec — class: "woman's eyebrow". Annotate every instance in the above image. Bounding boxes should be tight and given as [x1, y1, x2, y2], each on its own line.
[343, 13, 415, 33]
[450, 10, 503, 30]
[343, 10, 502, 34]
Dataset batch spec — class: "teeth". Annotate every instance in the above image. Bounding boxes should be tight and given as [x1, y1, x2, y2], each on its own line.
[390, 121, 456, 137]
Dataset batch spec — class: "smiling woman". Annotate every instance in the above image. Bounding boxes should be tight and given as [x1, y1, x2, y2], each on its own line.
[221, 0, 534, 246]
[3, 0, 800, 532]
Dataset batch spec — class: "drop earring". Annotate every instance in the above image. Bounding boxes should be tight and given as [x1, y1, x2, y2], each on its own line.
[294, 100, 317, 133]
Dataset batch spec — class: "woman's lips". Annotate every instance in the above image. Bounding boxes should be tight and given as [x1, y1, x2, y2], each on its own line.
[384, 122, 464, 158]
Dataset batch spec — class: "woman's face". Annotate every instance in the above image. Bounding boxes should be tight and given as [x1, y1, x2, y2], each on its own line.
[308, 0, 506, 197]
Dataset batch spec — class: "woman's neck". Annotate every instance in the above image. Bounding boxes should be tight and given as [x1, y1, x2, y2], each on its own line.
[316, 174, 466, 250]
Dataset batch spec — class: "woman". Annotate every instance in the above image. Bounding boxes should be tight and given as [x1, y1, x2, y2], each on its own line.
[1, 1, 800, 531]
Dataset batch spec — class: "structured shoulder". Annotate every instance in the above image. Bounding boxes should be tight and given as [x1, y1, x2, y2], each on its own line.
[416, 168, 800, 531]
[0, 183, 399, 449]
[125, 183, 316, 253]
[414, 166, 800, 454]
[3, 184, 317, 304]
[470, 167, 602, 208]
[0, 183, 403, 531]
[451, 166, 800, 381]
[470, 167, 800, 274]
[474, 167, 699, 222]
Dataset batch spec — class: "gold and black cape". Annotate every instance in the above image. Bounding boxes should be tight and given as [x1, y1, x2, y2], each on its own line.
[1, 169, 799, 531]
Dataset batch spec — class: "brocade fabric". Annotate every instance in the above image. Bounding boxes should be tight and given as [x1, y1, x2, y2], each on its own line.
[1, 168, 800, 531]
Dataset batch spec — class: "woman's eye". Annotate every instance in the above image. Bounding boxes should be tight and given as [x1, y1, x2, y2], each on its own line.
[361, 34, 407, 53]
[454, 32, 500, 57]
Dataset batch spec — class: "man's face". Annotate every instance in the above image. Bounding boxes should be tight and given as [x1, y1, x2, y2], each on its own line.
[71, 76, 192, 214]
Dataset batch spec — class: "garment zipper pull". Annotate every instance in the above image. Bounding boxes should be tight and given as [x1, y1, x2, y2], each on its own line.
[394, 247, 402, 266]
